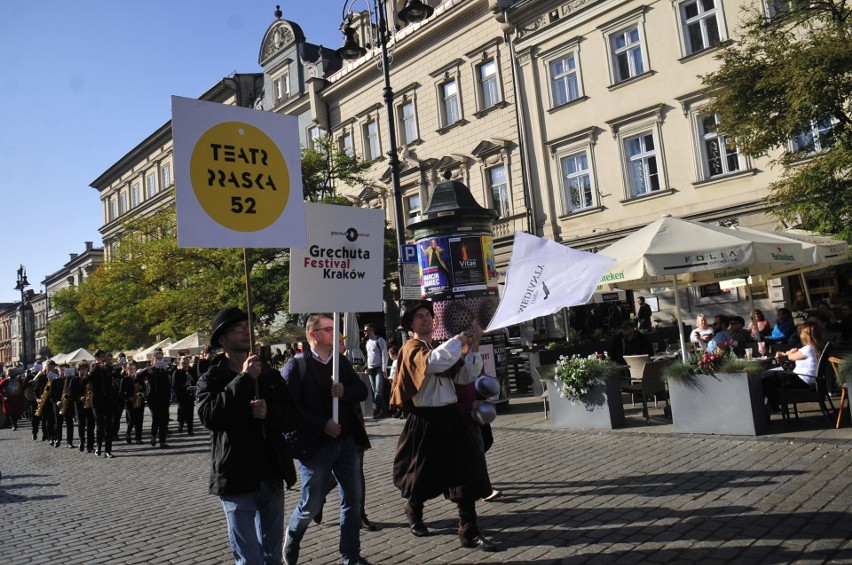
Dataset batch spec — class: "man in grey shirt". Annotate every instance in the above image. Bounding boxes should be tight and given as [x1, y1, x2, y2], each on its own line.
[363, 324, 388, 418]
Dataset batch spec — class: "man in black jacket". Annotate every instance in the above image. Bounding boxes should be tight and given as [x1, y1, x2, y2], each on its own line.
[85, 350, 118, 458]
[196, 307, 298, 565]
[607, 320, 654, 365]
[144, 349, 172, 448]
[281, 313, 370, 565]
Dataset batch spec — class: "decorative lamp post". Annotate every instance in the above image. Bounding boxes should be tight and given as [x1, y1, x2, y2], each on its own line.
[336, 0, 434, 334]
[14, 265, 30, 367]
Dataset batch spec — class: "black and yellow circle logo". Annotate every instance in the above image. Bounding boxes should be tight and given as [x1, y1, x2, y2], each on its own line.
[190, 121, 290, 232]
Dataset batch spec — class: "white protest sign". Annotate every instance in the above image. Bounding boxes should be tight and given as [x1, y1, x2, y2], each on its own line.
[289, 203, 385, 313]
[172, 96, 307, 248]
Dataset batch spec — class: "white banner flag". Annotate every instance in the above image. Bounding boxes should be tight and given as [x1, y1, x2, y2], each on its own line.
[485, 232, 615, 332]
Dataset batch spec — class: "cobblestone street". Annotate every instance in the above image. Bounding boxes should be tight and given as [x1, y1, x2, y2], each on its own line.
[2, 398, 851, 564]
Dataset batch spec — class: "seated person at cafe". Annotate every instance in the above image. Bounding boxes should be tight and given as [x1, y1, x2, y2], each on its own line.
[689, 314, 714, 350]
[747, 309, 773, 340]
[766, 308, 796, 346]
[707, 315, 732, 353]
[762, 322, 823, 414]
[607, 320, 653, 365]
[728, 316, 755, 357]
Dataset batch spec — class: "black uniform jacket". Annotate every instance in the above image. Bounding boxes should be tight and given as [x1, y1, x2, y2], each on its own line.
[196, 355, 299, 496]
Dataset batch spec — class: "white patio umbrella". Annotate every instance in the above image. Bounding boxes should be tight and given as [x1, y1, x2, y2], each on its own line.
[598, 215, 808, 360]
[344, 312, 364, 366]
[62, 348, 96, 364]
[133, 338, 173, 362]
[166, 332, 210, 357]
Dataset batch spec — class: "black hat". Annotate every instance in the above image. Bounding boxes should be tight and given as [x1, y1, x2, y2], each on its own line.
[210, 307, 249, 348]
[400, 300, 434, 331]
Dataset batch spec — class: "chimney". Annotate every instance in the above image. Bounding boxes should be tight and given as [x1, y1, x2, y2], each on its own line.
[69, 253, 78, 261]
[85, 241, 93, 251]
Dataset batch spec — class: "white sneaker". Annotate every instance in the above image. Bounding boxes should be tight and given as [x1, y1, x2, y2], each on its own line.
[483, 489, 502, 502]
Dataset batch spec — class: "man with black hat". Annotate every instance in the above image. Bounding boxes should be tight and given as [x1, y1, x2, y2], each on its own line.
[389, 300, 499, 553]
[196, 307, 298, 565]
[607, 319, 653, 365]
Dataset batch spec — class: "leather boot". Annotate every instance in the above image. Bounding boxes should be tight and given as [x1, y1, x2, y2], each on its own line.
[404, 501, 429, 537]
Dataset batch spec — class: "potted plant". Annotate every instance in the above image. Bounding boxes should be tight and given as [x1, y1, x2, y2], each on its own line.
[663, 343, 767, 435]
[538, 353, 625, 430]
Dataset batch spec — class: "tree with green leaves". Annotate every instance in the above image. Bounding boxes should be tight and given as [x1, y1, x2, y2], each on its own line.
[702, 0, 852, 240]
[47, 284, 98, 353]
[301, 135, 376, 202]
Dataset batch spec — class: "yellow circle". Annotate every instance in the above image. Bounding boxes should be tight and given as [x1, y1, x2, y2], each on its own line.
[190, 121, 290, 232]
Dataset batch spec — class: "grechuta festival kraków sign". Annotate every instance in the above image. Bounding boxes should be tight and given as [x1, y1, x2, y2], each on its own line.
[171, 96, 307, 248]
[288, 203, 385, 314]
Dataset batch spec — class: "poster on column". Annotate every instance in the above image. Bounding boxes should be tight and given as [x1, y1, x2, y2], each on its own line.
[449, 235, 485, 291]
[419, 237, 452, 296]
[482, 235, 498, 289]
[288, 203, 385, 314]
[171, 96, 307, 248]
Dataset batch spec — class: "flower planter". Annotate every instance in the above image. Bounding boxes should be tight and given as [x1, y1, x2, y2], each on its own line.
[847, 373, 852, 426]
[668, 372, 767, 436]
[545, 378, 625, 430]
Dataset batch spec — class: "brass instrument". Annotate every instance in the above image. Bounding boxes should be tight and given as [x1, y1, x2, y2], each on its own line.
[83, 383, 93, 410]
[133, 382, 144, 409]
[34, 377, 52, 417]
[59, 393, 71, 417]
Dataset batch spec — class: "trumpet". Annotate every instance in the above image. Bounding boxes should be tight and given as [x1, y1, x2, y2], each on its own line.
[35, 378, 52, 418]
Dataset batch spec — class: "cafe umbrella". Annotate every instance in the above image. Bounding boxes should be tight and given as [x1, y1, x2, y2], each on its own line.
[597, 215, 809, 361]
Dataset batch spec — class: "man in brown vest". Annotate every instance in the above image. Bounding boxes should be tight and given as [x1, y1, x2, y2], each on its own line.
[390, 300, 499, 552]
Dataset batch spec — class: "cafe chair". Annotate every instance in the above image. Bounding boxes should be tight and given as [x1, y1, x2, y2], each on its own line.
[623, 354, 650, 384]
[778, 342, 836, 426]
[620, 359, 669, 423]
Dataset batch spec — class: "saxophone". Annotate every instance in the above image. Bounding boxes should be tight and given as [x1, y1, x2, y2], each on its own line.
[83, 383, 93, 410]
[35, 377, 52, 417]
[59, 392, 71, 417]
[133, 382, 144, 409]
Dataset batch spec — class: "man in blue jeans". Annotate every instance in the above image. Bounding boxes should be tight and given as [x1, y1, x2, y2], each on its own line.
[363, 324, 388, 418]
[282, 313, 371, 565]
[196, 307, 299, 565]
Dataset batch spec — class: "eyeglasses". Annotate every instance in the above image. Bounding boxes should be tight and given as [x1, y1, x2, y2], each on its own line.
[313, 326, 335, 334]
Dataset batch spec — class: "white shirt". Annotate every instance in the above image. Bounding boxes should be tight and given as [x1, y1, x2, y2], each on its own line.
[412, 337, 483, 408]
[794, 344, 818, 385]
[365, 336, 387, 372]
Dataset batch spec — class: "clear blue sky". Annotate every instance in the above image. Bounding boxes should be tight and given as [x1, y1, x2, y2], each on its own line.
[0, 0, 343, 303]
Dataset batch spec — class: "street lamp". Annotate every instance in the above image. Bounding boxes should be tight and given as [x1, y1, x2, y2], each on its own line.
[336, 0, 434, 334]
[14, 265, 30, 367]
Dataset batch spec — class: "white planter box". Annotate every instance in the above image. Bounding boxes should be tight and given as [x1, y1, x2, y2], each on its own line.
[545, 378, 625, 430]
[668, 372, 767, 436]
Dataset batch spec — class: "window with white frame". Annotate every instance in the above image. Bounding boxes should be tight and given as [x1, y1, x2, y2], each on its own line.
[478, 60, 500, 110]
[609, 25, 645, 83]
[118, 191, 128, 215]
[560, 152, 595, 213]
[764, 0, 795, 17]
[107, 196, 116, 222]
[131, 183, 141, 207]
[441, 80, 461, 127]
[363, 121, 380, 160]
[792, 116, 836, 154]
[274, 73, 290, 101]
[679, 0, 722, 55]
[488, 165, 510, 218]
[549, 53, 581, 107]
[406, 193, 421, 219]
[699, 113, 741, 178]
[399, 101, 418, 145]
[308, 125, 322, 150]
[339, 132, 354, 156]
[624, 131, 661, 196]
[161, 163, 171, 188]
[146, 172, 157, 198]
